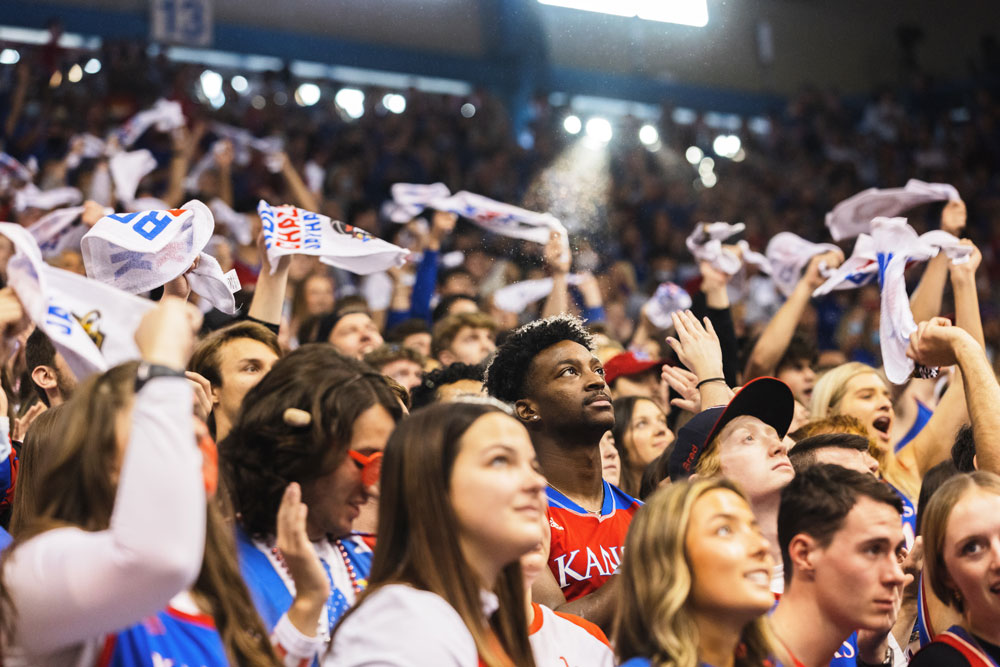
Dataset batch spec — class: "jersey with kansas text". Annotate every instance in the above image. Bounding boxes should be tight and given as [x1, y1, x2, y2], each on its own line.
[546, 481, 640, 601]
[98, 595, 227, 667]
[529, 602, 614, 667]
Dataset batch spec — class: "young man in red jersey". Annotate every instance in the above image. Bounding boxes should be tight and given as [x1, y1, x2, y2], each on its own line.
[486, 315, 638, 632]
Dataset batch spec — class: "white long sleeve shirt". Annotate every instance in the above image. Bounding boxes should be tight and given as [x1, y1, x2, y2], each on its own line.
[330, 584, 497, 666]
[3, 376, 205, 666]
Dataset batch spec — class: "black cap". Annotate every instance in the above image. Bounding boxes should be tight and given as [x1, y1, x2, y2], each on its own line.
[668, 377, 794, 481]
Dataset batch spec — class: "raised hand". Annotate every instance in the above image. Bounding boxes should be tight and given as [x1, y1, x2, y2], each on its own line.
[666, 310, 724, 381]
[276, 482, 330, 636]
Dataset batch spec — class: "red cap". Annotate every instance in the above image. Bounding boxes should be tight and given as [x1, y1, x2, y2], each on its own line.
[604, 351, 665, 385]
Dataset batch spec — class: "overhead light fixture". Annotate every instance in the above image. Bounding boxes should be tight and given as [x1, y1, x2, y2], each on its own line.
[563, 115, 582, 135]
[335, 88, 365, 119]
[585, 117, 612, 143]
[295, 83, 321, 107]
[639, 124, 659, 146]
[382, 93, 406, 114]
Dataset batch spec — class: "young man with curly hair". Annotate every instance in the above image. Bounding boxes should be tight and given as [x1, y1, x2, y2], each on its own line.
[486, 315, 638, 631]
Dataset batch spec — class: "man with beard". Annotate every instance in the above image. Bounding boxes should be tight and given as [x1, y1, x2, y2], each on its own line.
[486, 315, 637, 631]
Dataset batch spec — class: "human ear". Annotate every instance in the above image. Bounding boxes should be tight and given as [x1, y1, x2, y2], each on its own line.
[515, 399, 539, 424]
[788, 534, 817, 580]
[31, 366, 57, 390]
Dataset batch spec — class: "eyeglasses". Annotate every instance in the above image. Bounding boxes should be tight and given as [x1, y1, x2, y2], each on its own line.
[349, 450, 383, 487]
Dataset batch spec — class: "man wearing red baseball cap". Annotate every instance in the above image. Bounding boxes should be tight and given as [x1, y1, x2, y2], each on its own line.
[668, 376, 795, 596]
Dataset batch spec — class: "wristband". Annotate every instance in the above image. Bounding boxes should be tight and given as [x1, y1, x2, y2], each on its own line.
[695, 377, 726, 389]
[135, 362, 187, 392]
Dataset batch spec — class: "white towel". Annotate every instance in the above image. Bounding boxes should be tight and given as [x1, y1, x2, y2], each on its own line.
[492, 274, 586, 313]
[27, 205, 111, 259]
[257, 200, 409, 276]
[0, 152, 34, 184]
[0, 222, 154, 380]
[114, 98, 186, 148]
[685, 222, 746, 275]
[13, 184, 83, 213]
[81, 199, 237, 313]
[209, 122, 283, 165]
[825, 179, 961, 241]
[387, 183, 568, 247]
[109, 149, 158, 206]
[643, 282, 694, 330]
[387, 182, 453, 223]
[813, 217, 972, 384]
[765, 232, 841, 297]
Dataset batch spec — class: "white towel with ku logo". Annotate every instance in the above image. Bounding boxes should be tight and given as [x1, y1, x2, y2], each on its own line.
[0, 222, 153, 381]
[387, 182, 569, 249]
[81, 199, 237, 313]
[257, 200, 409, 275]
[813, 217, 972, 384]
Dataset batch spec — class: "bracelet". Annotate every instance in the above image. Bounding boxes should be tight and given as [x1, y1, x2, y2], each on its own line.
[695, 377, 726, 389]
[135, 362, 187, 392]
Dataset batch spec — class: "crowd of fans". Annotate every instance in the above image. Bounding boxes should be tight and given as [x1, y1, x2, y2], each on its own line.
[0, 23, 999, 667]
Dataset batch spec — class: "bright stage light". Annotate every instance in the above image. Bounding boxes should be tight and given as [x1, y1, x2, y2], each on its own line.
[639, 124, 659, 146]
[685, 146, 703, 164]
[563, 115, 582, 135]
[84, 57, 101, 74]
[295, 83, 321, 107]
[200, 70, 223, 100]
[231, 75, 248, 93]
[585, 117, 612, 143]
[713, 134, 742, 158]
[0, 49, 19, 65]
[335, 88, 365, 119]
[383, 93, 406, 114]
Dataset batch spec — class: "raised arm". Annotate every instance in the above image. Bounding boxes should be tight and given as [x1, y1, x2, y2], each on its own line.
[667, 310, 733, 409]
[694, 261, 739, 386]
[902, 243, 981, 476]
[744, 250, 842, 380]
[909, 200, 965, 324]
[277, 153, 320, 213]
[5, 298, 205, 655]
[540, 230, 571, 319]
[247, 231, 291, 327]
[163, 123, 203, 209]
[908, 318, 1000, 475]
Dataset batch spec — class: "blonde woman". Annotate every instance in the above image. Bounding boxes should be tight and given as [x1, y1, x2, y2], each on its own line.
[614, 479, 779, 667]
[810, 361, 965, 502]
[810, 244, 982, 503]
[910, 472, 1000, 666]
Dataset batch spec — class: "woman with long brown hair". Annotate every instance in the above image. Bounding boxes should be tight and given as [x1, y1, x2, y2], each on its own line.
[0, 298, 289, 665]
[331, 400, 546, 666]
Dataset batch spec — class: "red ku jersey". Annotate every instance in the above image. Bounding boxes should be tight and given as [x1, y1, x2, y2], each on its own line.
[545, 481, 640, 601]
